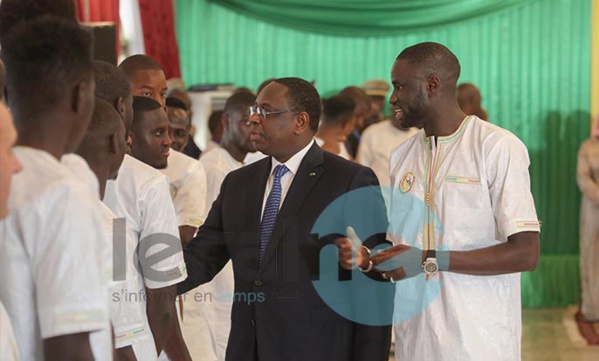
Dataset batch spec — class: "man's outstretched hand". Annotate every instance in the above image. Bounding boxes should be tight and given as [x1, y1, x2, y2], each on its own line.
[334, 226, 369, 270]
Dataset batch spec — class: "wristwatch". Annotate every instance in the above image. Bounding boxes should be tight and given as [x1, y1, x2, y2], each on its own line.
[422, 250, 439, 278]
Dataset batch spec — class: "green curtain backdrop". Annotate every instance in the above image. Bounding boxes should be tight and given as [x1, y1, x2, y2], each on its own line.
[175, 0, 591, 307]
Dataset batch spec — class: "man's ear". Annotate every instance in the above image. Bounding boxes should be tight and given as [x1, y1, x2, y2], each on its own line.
[221, 114, 230, 131]
[109, 133, 118, 154]
[294, 111, 311, 134]
[71, 81, 90, 113]
[426, 74, 440, 97]
[115, 97, 126, 118]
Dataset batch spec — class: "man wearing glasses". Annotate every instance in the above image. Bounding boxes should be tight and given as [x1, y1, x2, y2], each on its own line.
[174, 77, 391, 360]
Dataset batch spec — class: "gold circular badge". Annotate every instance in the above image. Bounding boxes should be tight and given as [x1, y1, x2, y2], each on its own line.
[399, 172, 415, 193]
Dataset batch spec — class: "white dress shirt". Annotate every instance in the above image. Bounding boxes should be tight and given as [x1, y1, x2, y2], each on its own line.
[261, 139, 315, 217]
[160, 149, 207, 228]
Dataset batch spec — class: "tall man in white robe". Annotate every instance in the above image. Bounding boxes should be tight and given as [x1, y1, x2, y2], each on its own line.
[368, 42, 541, 361]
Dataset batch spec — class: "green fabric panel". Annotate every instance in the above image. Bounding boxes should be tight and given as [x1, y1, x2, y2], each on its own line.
[207, 0, 532, 36]
[521, 255, 580, 308]
[176, 0, 591, 257]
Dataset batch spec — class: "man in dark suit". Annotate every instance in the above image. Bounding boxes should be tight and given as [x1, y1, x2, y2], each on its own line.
[176, 77, 392, 360]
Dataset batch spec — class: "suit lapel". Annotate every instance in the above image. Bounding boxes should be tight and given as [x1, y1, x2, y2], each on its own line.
[249, 157, 271, 227]
[260, 143, 325, 268]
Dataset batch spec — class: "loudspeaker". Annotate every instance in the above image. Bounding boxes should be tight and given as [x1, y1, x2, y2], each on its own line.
[82, 22, 117, 65]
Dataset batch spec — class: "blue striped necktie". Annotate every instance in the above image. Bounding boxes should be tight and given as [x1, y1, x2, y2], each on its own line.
[259, 164, 289, 261]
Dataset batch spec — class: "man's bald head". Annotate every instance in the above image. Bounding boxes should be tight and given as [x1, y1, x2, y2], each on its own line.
[396, 42, 461, 87]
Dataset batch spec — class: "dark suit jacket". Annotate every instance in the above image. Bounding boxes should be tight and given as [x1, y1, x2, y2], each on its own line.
[178, 143, 392, 361]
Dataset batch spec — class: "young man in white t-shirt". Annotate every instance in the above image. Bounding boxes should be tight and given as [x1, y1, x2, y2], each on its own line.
[0, 18, 111, 360]
[128, 96, 196, 360]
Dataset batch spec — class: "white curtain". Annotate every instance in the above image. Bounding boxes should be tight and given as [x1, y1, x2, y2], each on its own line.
[119, 0, 145, 60]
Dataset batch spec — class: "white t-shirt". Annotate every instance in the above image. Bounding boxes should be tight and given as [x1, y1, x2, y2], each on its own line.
[63, 154, 155, 352]
[160, 149, 207, 228]
[357, 120, 418, 187]
[103, 154, 187, 360]
[177, 147, 243, 361]
[388, 116, 541, 361]
[0, 301, 19, 361]
[98, 203, 153, 350]
[0, 148, 110, 360]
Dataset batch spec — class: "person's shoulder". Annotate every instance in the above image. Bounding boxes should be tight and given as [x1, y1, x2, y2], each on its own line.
[579, 137, 599, 152]
[119, 154, 169, 188]
[162, 149, 201, 179]
[199, 146, 227, 167]
[362, 120, 393, 137]
[11, 148, 93, 206]
[170, 149, 200, 167]
[389, 128, 424, 159]
[61, 153, 100, 195]
[469, 116, 528, 153]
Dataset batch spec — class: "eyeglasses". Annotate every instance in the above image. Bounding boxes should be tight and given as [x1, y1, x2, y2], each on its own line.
[247, 105, 297, 121]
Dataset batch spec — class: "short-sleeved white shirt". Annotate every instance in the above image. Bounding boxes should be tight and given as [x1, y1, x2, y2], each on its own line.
[104, 155, 186, 360]
[160, 149, 207, 228]
[0, 148, 110, 360]
[389, 116, 541, 361]
[98, 203, 153, 349]
[357, 120, 418, 187]
[62, 154, 155, 352]
[103, 154, 187, 290]
[0, 301, 19, 361]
